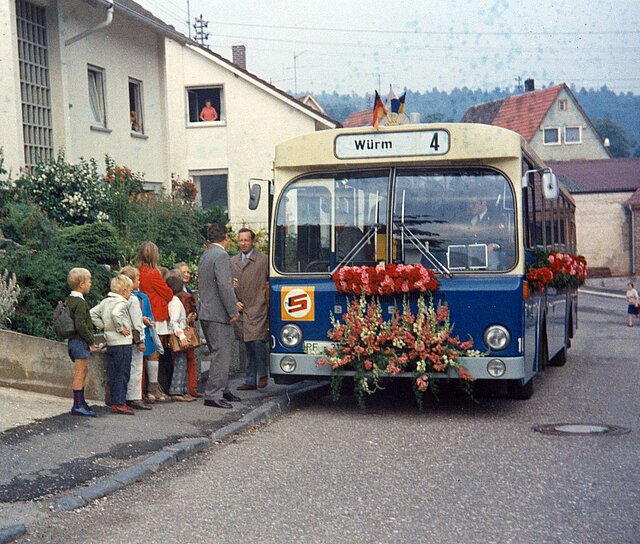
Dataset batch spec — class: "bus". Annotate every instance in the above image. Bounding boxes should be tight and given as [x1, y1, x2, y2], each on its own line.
[249, 123, 578, 399]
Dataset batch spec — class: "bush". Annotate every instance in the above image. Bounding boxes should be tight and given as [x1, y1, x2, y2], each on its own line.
[0, 269, 20, 329]
[57, 222, 123, 266]
[1, 246, 111, 339]
[0, 201, 57, 248]
[15, 150, 111, 225]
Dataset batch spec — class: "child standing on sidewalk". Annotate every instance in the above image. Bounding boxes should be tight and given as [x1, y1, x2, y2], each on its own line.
[166, 274, 197, 402]
[65, 268, 98, 417]
[120, 266, 152, 410]
[90, 275, 135, 415]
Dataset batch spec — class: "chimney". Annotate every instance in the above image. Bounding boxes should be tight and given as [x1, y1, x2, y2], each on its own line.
[232, 44, 246, 70]
[524, 78, 535, 92]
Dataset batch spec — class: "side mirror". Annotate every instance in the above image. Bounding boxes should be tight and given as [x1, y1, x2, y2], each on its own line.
[541, 171, 559, 200]
[248, 183, 261, 210]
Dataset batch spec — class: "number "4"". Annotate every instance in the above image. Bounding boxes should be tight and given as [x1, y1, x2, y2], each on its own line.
[430, 133, 440, 151]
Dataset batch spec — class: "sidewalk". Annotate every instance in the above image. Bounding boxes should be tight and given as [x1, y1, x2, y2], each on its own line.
[0, 376, 326, 542]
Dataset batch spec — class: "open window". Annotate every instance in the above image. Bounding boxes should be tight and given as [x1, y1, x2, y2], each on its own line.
[128, 78, 144, 134]
[187, 87, 223, 123]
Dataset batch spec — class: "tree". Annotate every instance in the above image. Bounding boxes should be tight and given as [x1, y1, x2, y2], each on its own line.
[593, 115, 633, 157]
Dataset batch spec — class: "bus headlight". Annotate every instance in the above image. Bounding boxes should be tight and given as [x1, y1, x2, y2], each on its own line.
[484, 325, 510, 351]
[280, 324, 303, 348]
[487, 359, 506, 377]
[280, 356, 297, 373]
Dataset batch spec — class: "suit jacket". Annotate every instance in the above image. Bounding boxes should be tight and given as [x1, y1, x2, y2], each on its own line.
[231, 250, 269, 342]
[197, 243, 238, 324]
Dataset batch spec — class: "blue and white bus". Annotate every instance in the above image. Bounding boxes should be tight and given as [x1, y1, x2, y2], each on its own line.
[250, 123, 577, 399]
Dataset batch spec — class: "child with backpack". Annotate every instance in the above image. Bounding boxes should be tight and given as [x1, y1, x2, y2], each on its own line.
[64, 268, 99, 417]
[90, 274, 135, 415]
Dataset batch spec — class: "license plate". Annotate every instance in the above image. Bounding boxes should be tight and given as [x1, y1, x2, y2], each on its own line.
[303, 341, 336, 355]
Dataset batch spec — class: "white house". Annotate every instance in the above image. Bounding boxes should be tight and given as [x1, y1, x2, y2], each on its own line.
[0, 0, 338, 226]
[163, 42, 338, 225]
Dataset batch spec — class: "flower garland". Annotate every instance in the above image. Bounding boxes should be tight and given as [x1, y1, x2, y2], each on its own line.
[332, 263, 439, 296]
[526, 251, 588, 291]
[317, 294, 478, 409]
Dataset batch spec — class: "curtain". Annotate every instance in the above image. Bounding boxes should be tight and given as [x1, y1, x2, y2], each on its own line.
[88, 70, 105, 126]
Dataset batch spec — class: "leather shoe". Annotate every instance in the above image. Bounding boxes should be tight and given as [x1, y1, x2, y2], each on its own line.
[204, 398, 232, 409]
[71, 404, 96, 417]
[127, 400, 152, 410]
[257, 376, 269, 389]
[223, 392, 241, 402]
[236, 383, 257, 391]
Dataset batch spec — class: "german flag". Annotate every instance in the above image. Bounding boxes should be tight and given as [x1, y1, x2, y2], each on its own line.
[372, 90, 386, 128]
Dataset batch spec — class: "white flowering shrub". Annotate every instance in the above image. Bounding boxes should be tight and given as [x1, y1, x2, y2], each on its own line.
[0, 269, 20, 328]
[17, 151, 111, 226]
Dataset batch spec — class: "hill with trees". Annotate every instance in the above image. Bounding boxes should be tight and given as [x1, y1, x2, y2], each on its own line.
[313, 85, 639, 157]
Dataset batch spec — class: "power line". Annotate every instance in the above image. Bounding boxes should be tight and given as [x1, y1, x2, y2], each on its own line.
[206, 20, 640, 36]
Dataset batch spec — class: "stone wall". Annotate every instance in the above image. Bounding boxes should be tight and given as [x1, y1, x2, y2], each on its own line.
[0, 329, 108, 400]
[574, 192, 633, 276]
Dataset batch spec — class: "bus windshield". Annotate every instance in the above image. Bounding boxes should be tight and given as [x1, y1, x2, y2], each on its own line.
[394, 168, 516, 272]
[274, 167, 516, 274]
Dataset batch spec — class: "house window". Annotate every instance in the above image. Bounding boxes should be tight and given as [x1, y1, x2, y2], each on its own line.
[16, 0, 53, 168]
[564, 126, 582, 144]
[128, 78, 144, 133]
[192, 171, 228, 211]
[88, 65, 107, 128]
[557, 99, 568, 111]
[187, 87, 223, 123]
[543, 127, 560, 145]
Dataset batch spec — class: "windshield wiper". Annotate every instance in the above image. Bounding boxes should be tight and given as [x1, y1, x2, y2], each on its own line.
[399, 189, 452, 277]
[331, 224, 378, 274]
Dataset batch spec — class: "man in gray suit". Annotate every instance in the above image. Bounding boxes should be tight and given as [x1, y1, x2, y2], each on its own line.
[198, 224, 241, 409]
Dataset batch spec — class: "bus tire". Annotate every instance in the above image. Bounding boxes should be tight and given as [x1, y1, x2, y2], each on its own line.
[548, 345, 567, 366]
[507, 378, 534, 400]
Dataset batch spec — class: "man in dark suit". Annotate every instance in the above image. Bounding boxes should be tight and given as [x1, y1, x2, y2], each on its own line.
[198, 224, 241, 409]
[231, 228, 269, 391]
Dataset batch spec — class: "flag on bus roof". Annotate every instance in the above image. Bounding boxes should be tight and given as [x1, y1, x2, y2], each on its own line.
[372, 90, 386, 128]
[397, 92, 406, 114]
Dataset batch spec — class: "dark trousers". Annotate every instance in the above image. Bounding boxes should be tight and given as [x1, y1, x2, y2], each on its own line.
[107, 344, 132, 406]
[244, 340, 267, 385]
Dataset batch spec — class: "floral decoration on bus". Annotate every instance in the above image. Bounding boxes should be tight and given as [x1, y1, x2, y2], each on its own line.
[332, 263, 438, 296]
[317, 294, 478, 409]
[526, 251, 588, 291]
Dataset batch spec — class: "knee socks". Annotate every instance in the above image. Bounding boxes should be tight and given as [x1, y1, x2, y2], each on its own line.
[146, 359, 159, 383]
[72, 389, 86, 408]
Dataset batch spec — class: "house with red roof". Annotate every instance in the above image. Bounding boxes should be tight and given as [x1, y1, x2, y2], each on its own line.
[548, 158, 640, 277]
[462, 80, 611, 162]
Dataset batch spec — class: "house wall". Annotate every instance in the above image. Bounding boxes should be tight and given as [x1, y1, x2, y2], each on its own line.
[164, 41, 322, 227]
[0, 0, 28, 172]
[55, 0, 169, 184]
[530, 88, 609, 161]
[574, 192, 633, 276]
[0, 0, 170, 184]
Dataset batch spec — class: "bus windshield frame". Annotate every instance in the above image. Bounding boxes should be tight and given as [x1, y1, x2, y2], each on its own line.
[273, 166, 518, 275]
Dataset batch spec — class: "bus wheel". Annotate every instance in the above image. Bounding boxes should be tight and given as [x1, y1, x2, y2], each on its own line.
[507, 378, 534, 400]
[548, 345, 567, 366]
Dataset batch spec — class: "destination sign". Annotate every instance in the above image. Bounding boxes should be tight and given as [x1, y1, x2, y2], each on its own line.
[334, 130, 450, 159]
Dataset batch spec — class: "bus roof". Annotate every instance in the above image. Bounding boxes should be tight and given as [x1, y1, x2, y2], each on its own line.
[274, 123, 529, 170]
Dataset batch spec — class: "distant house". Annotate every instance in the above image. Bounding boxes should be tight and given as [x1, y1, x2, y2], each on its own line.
[462, 81, 611, 162]
[343, 110, 373, 127]
[547, 158, 640, 276]
[0, 0, 338, 226]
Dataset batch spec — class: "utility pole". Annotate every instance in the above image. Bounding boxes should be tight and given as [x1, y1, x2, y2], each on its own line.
[514, 75, 523, 93]
[186, 0, 191, 39]
[193, 14, 209, 46]
[293, 50, 306, 95]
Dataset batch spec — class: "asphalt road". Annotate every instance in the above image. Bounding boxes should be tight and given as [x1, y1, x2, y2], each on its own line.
[17, 292, 640, 543]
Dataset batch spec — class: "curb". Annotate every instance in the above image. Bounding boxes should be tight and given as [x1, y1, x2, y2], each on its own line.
[0, 526, 26, 544]
[52, 382, 326, 513]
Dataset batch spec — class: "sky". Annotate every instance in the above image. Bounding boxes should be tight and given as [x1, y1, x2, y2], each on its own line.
[135, 0, 640, 96]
